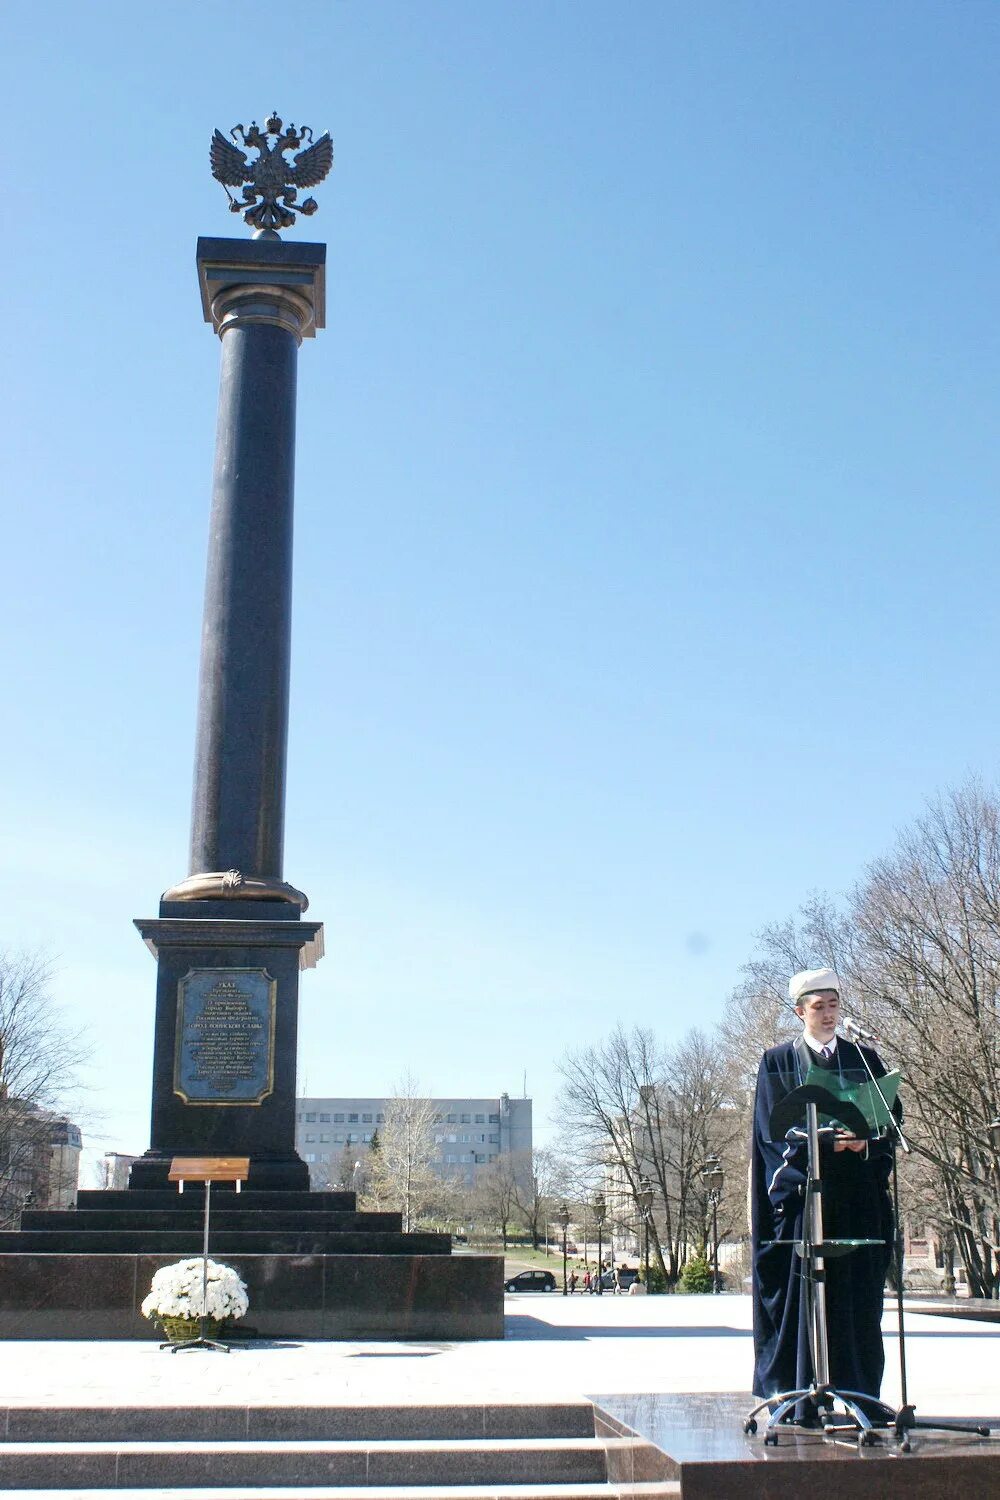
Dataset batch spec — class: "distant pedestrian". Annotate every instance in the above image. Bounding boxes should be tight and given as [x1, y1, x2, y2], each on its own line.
[569, 1270, 578, 1294]
[583, 1268, 592, 1293]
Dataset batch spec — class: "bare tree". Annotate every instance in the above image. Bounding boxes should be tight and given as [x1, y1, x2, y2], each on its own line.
[473, 1154, 519, 1248]
[370, 1073, 443, 1232]
[719, 892, 851, 1093]
[511, 1147, 562, 1249]
[0, 951, 89, 1226]
[849, 784, 1000, 1295]
[556, 1025, 737, 1284]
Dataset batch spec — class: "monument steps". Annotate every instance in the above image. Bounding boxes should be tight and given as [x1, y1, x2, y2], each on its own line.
[22, 1212, 406, 1235]
[0, 1402, 679, 1497]
[74, 1193, 357, 1213]
[0, 1231, 451, 1256]
[0, 1485, 680, 1499]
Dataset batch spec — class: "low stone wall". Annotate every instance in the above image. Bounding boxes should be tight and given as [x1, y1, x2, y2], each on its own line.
[0, 1253, 504, 1340]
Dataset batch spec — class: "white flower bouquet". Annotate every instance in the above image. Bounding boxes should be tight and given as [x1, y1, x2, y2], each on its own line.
[141, 1258, 249, 1324]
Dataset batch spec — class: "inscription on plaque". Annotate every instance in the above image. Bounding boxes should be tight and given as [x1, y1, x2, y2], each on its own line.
[174, 968, 275, 1105]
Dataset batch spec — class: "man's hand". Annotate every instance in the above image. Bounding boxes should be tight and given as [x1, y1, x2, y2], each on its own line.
[833, 1130, 867, 1154]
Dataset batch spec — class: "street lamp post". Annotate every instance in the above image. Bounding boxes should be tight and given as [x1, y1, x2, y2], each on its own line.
[637, 1176, 654, 1291]
[701, 1155, 724, 1294]
[989, 1120, 1000, 1299]
[594, 1191, 606, 1295]
[557, 1202, 571, 1296]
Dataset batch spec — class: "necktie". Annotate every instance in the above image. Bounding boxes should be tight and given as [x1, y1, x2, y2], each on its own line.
[821, 1044, 832, 1059]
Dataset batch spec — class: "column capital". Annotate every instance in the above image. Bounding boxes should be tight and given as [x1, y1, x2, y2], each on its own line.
[196, 236, 326, 341]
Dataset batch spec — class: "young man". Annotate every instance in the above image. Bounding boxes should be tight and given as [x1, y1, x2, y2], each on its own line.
[750, 968, 896, 1411]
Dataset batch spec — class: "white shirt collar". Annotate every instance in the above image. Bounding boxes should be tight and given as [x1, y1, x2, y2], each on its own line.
[802, 1032, 836, 1056]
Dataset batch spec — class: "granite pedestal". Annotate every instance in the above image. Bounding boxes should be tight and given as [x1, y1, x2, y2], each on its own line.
[593, 1392, 1000, 1500]
[0, 1189, 503, 1340]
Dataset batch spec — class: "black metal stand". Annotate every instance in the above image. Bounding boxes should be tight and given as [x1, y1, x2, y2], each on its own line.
[745, 1100, 895, 1451]
[160, 1179, 229, 1354]
[850, 1045, 989, 1450]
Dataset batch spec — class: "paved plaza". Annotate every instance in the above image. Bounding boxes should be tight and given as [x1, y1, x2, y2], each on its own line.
[2, 1294, 996, 1421]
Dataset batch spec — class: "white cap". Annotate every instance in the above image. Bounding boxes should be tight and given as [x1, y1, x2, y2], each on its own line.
[788, 967, 841, 1004]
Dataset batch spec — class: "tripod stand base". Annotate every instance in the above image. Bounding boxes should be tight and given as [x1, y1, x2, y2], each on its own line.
[891, 1403, 990, 1452]
[745, 1383, 895, 1449]
[158, 1316, 230, 1354]
[745, 1389, 991, 1452]
[163, 1337, 229, 1353]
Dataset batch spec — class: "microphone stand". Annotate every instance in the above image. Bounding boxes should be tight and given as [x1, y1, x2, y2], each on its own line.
[745, 1090, 896, 1450]
[845, 1029, 989, 1450]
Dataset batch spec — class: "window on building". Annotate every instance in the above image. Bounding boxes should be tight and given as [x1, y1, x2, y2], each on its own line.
[305, 1133, 315, 1143]
[362, 1113, 372, 1123]
[363, 1132, 372, 1143]
[474, 1113, 485, 1124]
[488, 1133, 498, 1143]
[304, 1153, 315, 1163]
[445, 1154, 456, 1164]
[489, 1153, 498, 1162]
[377, 1112, 385, 1124]
[305, 1113, 316, 1123]
[296, 1112, 303, 1122]
[334, 1134, 344, 1143]
[319, 1113, 330, 1123]
[489, 1113, 500, 1124]
[460, 1113, 471, 1123]
[446, 1113, 457, 1124]
[475, 1153, 486, 1164]
[333, 1113, 344, 1123]
[320, 1133, 329, 1143]
[447, 1133, 457, 1144]
[348, 1112, 359, 1123]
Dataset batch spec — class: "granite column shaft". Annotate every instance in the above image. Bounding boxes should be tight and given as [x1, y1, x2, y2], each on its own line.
[189, 312, 297, 879]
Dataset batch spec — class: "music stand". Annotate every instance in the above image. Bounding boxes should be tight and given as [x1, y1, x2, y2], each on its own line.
[163, 1156, 249, 1353]
[847, 1047, 991, 1450]
[744, 1084, 897, 1449]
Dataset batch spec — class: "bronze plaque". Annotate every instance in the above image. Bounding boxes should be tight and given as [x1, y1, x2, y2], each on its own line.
[174, 968, 275, 1106]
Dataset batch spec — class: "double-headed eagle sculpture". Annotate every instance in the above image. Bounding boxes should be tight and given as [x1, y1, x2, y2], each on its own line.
[210, 112, 333, 235]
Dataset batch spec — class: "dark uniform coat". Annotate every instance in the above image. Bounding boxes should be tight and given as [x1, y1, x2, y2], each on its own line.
[751, 1036, 896, 1403]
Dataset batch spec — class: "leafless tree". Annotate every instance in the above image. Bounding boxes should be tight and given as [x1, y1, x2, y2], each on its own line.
[473, 1154, 519, 1248]
[556, 1025, 737, 1284]
[369, 1073, 445, 1232]
[848, 784, 1000, 1295]
[0, 951, 89, 1226]
[511, 1147, 562, 1249]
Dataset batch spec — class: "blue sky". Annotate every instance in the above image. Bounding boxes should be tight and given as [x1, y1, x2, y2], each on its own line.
[4, 2, 1000, 1169]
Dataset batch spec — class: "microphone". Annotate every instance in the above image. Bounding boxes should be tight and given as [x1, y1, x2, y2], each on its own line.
[840, 1016, 879, 1044]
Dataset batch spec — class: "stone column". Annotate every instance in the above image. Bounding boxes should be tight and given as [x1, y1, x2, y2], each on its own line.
[131, 238, 326, 1192]
[167, 236, 326, 904]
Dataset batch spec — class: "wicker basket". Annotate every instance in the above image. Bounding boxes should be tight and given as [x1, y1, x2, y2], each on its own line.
[158, 1315, 225, 1344]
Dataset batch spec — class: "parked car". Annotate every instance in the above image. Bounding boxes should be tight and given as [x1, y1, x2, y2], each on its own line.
[597, 1267, 639, 1291]
[504, 1269, 557, 1293]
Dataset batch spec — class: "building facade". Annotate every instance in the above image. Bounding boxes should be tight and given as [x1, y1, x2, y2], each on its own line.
[295, 1091, 532, 1189]
[0, 1100, 82, 1223]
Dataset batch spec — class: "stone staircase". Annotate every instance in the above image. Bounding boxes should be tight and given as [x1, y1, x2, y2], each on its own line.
[0, 1402, 679, 1497]
[0, 1191, 448, 1258]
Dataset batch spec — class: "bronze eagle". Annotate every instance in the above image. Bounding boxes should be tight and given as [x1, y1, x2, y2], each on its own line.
[210, 112, 333, 235]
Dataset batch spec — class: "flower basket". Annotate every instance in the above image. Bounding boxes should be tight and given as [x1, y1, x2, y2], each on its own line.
[141, 1258, 249, 1332]
[158, 1315, 226, 1345]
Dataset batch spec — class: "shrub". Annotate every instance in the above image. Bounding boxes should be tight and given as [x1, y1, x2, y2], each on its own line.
[641, 1262, 669, 1294]
[679, 1253, 714, 1293]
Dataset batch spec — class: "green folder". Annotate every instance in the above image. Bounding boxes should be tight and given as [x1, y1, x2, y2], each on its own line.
[802, 1064, 901, 1134]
